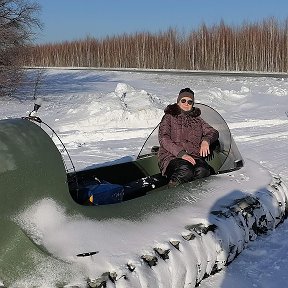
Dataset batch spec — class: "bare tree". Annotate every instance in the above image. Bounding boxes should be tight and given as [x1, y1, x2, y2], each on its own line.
[0, 0, 41, 97]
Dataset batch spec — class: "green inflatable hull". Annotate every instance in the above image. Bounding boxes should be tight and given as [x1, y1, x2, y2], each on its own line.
[1, 104, 286, 288]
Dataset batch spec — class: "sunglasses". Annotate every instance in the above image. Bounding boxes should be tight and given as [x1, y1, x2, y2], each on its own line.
[180, 98, 193, 105]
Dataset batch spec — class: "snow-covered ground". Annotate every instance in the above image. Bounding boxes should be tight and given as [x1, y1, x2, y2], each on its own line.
[1, 69, 288, 287]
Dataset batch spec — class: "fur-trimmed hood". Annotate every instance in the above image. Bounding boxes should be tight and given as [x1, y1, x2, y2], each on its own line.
[164, 103, 201, 117]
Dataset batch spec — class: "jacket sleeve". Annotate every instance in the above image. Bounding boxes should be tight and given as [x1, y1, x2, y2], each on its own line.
[200, 118, 219, 144]
[158, 114, 185, 157]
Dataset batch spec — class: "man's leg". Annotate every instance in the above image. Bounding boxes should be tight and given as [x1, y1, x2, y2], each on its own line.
[165, 158, 194, 185]
[193, 158, 211, 179]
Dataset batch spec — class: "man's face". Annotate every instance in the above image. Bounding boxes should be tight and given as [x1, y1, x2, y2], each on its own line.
[178, 97, 194, 111]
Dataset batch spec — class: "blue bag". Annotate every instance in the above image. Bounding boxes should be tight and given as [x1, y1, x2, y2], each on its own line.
[86, 180, 124, 205]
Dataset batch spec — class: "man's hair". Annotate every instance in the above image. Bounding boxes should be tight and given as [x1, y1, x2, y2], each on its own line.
[177, 88, 194, 103]
[179, 88, 194, 95]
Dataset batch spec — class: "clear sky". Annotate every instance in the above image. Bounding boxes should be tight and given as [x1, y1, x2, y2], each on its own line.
[35, 0, 288, 44]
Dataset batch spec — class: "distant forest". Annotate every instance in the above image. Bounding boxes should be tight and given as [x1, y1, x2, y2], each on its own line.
[24, 18, 288, 72]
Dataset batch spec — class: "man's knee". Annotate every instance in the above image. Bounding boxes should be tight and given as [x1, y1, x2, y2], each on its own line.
[166, 159, 194, 183]
[194, 166, 210, 179]
[174, 162, 194, 183]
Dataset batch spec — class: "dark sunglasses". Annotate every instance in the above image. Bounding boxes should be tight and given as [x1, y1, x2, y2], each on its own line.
[180, 98, 193, 105]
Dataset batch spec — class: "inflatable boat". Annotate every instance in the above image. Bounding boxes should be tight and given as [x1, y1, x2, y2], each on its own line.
[0, 103, 287, 288]
[66, 103, 244, 206]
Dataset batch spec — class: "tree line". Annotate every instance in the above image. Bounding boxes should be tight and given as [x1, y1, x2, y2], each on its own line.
[24, 17, 288, 72]
[1, 2, 287, 98]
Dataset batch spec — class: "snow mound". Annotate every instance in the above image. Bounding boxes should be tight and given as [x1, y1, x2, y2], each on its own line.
[267, 86, 288, 96]
[58, 83, 164, 134]
[50, 84, 165, 154]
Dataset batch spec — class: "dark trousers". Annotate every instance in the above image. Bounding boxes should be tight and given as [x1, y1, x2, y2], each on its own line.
[165, 158, 211, 184]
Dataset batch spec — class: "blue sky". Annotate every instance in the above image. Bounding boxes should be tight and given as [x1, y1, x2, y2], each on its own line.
[35, 0, 288, 44]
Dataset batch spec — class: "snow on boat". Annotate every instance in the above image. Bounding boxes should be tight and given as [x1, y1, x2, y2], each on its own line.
[0, 103, 287, 288]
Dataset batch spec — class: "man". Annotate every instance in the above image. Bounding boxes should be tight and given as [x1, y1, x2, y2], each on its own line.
[158, 88, 219, 186]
